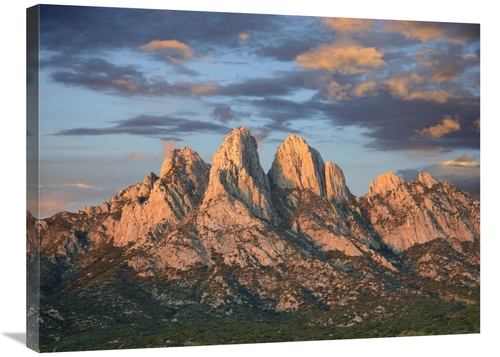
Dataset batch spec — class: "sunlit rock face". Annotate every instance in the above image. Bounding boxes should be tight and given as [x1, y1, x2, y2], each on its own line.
[268, 134, 326, 197]
[325, 161, 352, 203]
[364, 172, 480, 251]
[201, 126, 279, 226]
[30, 127, 480, 320]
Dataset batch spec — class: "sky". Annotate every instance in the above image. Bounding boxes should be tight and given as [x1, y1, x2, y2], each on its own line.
[28, 3, 480, 218]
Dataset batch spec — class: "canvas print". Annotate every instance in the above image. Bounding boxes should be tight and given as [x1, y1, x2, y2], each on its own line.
[26, 4, 480, 353]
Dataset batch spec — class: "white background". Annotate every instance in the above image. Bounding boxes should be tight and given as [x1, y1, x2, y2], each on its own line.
[1, 1, 496, 356]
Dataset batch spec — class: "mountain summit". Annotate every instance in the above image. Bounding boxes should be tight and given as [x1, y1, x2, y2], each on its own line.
[202, 126, 279, 225]
[27, 127, 480, 351]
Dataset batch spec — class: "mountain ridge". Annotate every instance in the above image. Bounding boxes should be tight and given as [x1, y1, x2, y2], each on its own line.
[27, 126, 480, 351]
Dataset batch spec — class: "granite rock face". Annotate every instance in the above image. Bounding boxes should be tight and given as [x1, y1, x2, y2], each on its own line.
[201, 127, 279, 225]
[325, 161, 352, 202]
[30, 127, 480, 318]
[364, 171, 480, 251]
[268, 134, 326, 197]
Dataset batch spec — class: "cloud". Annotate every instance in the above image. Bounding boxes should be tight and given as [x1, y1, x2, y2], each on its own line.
[138, 39, 209, 66]
[212, 105, 250, 123]
[39, 6, 286, 59]
[35, 198, 77, 218]
[302, 71, 378, 101]
[126, 152, 153, 161]
[217, 72, 305, 97]
[212, 105, 235, 123]
[414, 46, 480, 84]
[385, 73, 456, 103]
[257, 39, 317, 62]
[322, 18, 374, 32]
[416, 116, 461, 138]
[325, 81, 352, 101]
[112, 79, 141, 91]
[238, 33, 250, 41]
[30, 182, 114, 217]
[162, 140, 178, 157]
[296, 43, 386, 75]
[51, 58, 146, 92]
[438, 153, 479, 167]
[53, 114, 231, 140]
[138, 39, 192, 54]
[386, 21, 446, 43]
[385, 21, 480, 44]
[50, 57, 219, 97]
[352, 81, 378, 97]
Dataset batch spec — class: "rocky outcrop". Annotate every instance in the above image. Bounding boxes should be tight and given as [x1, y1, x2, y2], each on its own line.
[268, 135, 326, 197]
[34, 147, 212, 253]
[364, 172, 479, 251]
[29, 126, 480, 323]
[325, 161, 351, 202]
[102, 147, 210, 246]
[368, 172, 405, 197]
[201, 126, 279, 225]
[268, 135, 352, 206]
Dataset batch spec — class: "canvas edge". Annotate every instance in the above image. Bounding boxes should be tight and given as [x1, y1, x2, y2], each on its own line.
[26, 4, 40, 353]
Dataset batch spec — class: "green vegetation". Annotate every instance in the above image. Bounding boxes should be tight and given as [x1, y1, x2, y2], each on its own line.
[37, 269, 479, 352]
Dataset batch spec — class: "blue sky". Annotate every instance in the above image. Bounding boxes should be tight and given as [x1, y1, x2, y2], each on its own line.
[29, 3, 480, 218]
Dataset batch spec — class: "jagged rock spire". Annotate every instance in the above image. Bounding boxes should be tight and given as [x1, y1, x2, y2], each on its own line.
[268, 134, 326, 196]
[268, 134, 352, 203]
[202, 127, 279, 225]
[325, 162, 351, 202]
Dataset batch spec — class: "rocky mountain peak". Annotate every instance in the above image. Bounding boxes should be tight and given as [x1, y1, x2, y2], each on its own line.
[418, 172, 439, 189]
[268, 134, 326, 197]
[202, 127, 279, 224]
[29, 125, 480, 349]
[160, 147, 210, 179]
[325, 161, 352, 202]
[210, 126, 256, 170]
[368, 172, 405, 197]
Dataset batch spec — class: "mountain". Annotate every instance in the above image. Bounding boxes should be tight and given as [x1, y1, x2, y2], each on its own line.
[27, 127, 480, 352]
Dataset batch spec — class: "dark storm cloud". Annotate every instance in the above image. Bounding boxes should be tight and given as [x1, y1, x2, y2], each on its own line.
[53, 114, 231, 140]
